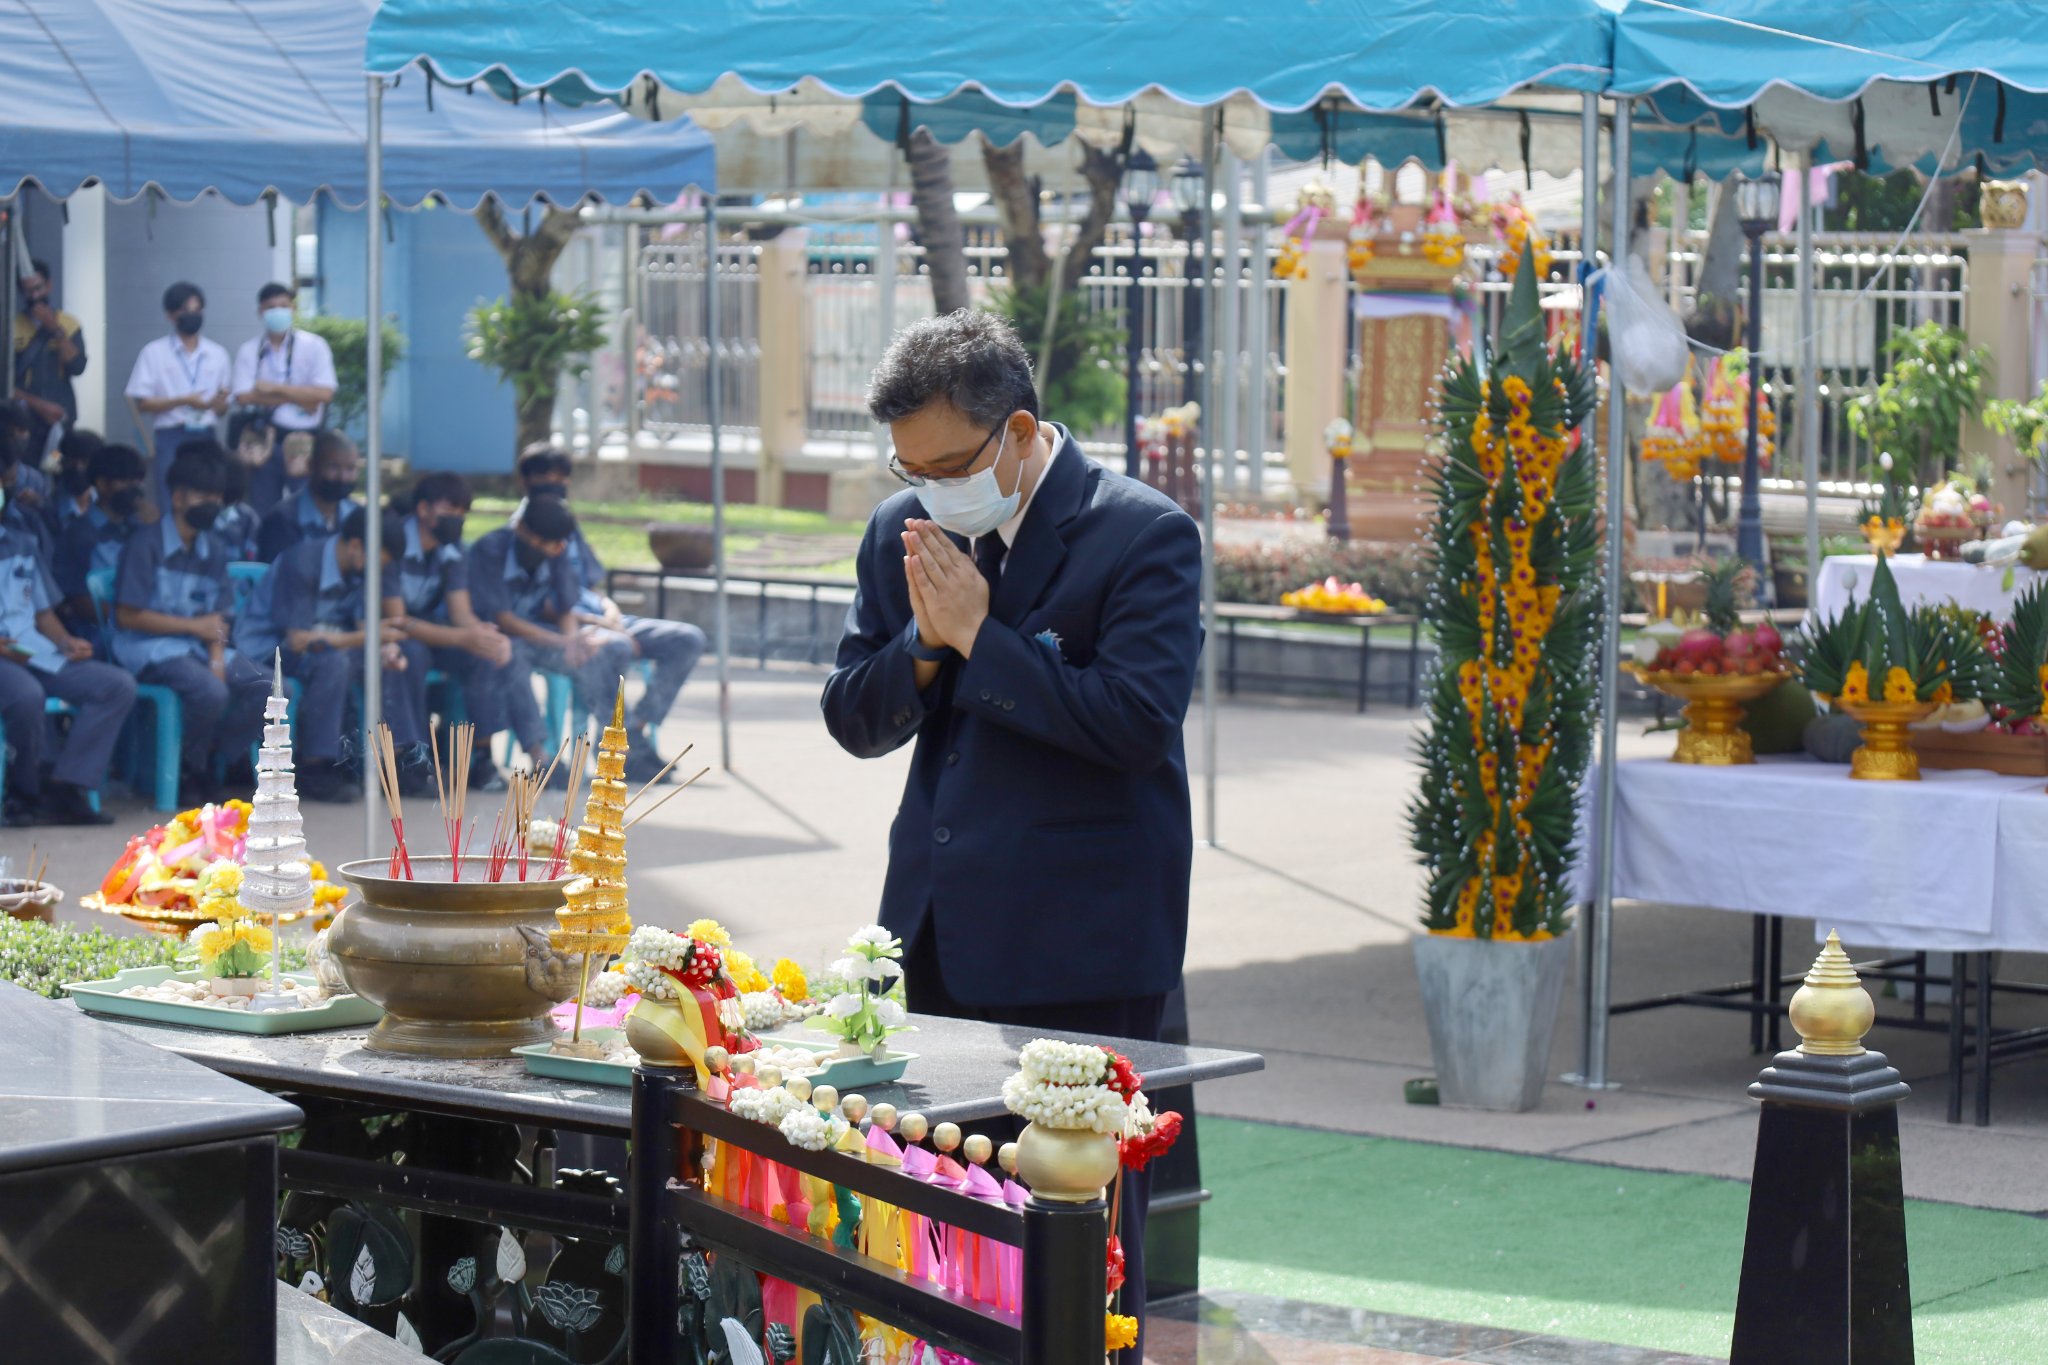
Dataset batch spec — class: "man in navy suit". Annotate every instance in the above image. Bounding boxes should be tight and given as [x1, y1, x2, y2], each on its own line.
[822, 311, 1201, 1346]
[823, 307, 1203, 1036]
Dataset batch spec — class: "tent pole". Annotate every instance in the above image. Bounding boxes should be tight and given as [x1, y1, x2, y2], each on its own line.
[1219, 148, 1244, 498]
[1585, 96, 1632, 1093]
[1799, 149, 1821, 582]
[1199, 118, 1220, 848]
[363, 74, 386, 857]
[1567, 91, 1603, 1086]
[1, 199, 14, 401]
[1247, 147, 1271, 497]
[708, 201, 730, 771]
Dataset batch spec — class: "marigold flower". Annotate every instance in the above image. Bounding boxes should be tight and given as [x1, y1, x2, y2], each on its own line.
[1106, 1315, 1139, 1352]
[1841, 662, 1871, 703]
[1882, 666, 1916, 704]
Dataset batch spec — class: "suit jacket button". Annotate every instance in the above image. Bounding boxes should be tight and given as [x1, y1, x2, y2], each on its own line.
[893, 709, 910, 726]
[1002, 699, 1015, 711]
[979, 689, 991, 702]
[933, 827, 951, 844]
[946, 751, 959, 766]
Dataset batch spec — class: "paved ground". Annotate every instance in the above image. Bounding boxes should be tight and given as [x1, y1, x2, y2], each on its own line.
[19, 666, 2048, 1208]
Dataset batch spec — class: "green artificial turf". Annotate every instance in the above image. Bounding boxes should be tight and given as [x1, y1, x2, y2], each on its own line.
[1196, 1117, 2048, 1363]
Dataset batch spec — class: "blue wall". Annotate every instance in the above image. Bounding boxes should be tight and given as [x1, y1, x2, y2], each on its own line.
[316, 202, 514, 474]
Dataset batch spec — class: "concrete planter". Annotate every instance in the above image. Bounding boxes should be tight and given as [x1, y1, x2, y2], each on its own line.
[1411, 929, 1574, 1112]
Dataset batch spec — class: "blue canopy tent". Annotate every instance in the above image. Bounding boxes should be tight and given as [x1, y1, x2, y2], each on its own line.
[1571, 1, 2048, 1088]
[0, 0, 716, 853]
[0, 0, 713, 207]
[367, 0, 1653, 886]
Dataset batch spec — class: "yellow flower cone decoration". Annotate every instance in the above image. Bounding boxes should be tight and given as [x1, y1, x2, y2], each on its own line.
[551, 686, 637, 1041]
[1410, 240, 1598, 941]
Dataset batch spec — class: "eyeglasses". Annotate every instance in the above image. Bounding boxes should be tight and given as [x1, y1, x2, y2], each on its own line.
[888, 423, 1004, 488]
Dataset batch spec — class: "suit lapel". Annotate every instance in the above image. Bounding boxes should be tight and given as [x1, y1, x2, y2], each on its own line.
[989, 434, 1088, 625]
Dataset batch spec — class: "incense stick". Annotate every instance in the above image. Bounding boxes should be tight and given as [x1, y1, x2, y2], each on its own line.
[623, 766, 711, 831]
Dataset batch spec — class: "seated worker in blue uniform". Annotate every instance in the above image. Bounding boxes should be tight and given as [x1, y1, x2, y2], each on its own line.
[211, 445, 260, 562]
[466, 495, 584, 783]
[111, 443, 269, 803]
[0, 402, 52, 563]
[0, 519, 133, 827]
[41, 428, 105, 539]
[516, 447, 706, 785]
[256, 431, 361, 563]
[384, 472, 516, 791]
[52, 441, 148, 641]
[236, 506, 431, 802]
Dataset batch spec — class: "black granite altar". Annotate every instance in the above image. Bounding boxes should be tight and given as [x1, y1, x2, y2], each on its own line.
[96, 1011, 1263, 1133]
[1730, 1048, 1914, 1365]
[0, 983, 302, 1362]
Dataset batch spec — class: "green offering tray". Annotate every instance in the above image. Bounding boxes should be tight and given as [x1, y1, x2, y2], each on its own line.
[514, 1029, 916, 1089]
[65, 966, 383, 1034]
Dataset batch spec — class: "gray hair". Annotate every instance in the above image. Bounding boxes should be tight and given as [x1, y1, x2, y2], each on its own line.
[866, 309, 1039, 428]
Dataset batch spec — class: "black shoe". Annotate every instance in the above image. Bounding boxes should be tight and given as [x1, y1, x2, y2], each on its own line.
[624, 746, 672, 786]
[468, 754, 509, 794]
[298, 760, 355, 804]
[1, 794, 35, 828]
[43, 782, 114, 826]
[396, 743, 437, 799]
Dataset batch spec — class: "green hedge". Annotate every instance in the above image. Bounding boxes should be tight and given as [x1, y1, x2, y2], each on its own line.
[0, 918, 182, 998]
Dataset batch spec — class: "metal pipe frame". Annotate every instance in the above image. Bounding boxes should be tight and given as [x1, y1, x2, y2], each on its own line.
[363, 75, 385, 856]
[1577, 95, 1631, 1092]
[1198, 119, 1220, 849]
[1798, 149, 1822, 583]
[708, 202, 732, 770]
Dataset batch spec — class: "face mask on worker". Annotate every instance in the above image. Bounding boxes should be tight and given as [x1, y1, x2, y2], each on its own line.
[514, 538, 548, 572]
[175, 312, 205, 337]
[107, 487, 142, 518]
[312, 477, 355, 506]
[263, 306, 294, 336]
[913, 422, 1024, 539]
[184, 500, 221, 531]
[432, 514, 466, 547]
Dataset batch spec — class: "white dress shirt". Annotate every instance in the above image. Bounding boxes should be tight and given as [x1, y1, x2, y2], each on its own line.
[232, 328, 338, 430]
[125, 333, 232, 428]
[976, 422, 1066, 568]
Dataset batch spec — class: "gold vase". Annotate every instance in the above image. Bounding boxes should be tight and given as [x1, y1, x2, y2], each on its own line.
[1013, 1122, 1120, 1204]
[1625, 666, 1787, 765]
[625, 993, 702, 1070]
[1837, 700, 1940, 780]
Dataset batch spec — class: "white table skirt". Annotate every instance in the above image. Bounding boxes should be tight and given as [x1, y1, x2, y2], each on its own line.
[1576, 757, 2048, 953]
[1810, 553, 2044, 625]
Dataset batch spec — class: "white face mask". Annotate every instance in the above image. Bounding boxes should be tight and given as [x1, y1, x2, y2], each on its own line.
[912, 423, 1023, 538]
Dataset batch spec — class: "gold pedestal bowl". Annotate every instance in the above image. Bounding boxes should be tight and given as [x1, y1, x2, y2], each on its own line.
[1836, 699, 1941, 781]
[1626, 666, 1788, 765]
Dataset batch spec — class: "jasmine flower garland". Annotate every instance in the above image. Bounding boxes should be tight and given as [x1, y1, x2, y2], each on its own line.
[729, 1085, 807, 1127]
[1016, 1038, 1111, 1086]
[1000, 1071, 1129, 1135]
[778, 1109, 850, 1152]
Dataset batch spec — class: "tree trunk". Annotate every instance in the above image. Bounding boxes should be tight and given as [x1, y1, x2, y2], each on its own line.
[981, 139, 1049, 294]
[905, 130, 971, 315]
[476, 198, 586, 458]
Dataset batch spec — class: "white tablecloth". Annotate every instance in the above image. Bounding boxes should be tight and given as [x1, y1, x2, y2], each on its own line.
[1577, 757, 2048, 952]
[1810, 553, 2044, 624]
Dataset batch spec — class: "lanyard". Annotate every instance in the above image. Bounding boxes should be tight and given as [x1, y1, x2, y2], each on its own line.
[172, 338, 208, 394]
[260, 332, 296, 384]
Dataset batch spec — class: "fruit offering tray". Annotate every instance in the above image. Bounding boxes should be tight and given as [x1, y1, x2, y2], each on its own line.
[516, 1031, 915, 1088]
[66, 966, 383, 1035]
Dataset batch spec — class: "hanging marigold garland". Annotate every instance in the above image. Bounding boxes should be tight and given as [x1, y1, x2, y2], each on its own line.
[1409, 240, 1598, 941]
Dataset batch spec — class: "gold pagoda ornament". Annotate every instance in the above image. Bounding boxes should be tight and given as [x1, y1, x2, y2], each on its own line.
[549, 684, 637, 1057]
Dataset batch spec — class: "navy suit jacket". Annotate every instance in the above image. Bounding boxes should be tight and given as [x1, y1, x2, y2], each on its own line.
[821, 432, 1203, 1007]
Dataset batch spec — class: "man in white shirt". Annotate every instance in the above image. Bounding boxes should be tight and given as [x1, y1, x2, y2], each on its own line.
[231, 282, 337, 513]
[125, 281, 231, 510]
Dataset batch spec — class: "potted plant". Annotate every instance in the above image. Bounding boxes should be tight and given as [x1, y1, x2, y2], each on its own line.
[1406, 241, 1596, 1111]
[465, 290, 609, 458]
[1846, 322, 1991, 539]
[808, 925, 913, 1062]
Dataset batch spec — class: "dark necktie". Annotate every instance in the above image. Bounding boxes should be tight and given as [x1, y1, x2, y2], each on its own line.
[974, 533, 1005, 592]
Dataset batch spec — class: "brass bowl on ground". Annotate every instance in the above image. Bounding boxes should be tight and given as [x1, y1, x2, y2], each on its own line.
[1626, 666, 1789, 765]
[1836, 699, 1941, 781]
[334, 856, 578, 1058]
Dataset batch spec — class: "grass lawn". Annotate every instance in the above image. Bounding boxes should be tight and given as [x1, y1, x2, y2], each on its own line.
[472, 496, 867, 576]
[1198, 1117, 2048, 1363]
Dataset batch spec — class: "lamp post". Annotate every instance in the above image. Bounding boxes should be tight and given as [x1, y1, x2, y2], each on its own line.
[1171, 158, 1206, 416]
[1735, 171, 1782, 575]
[1122, 150, 1161, 477]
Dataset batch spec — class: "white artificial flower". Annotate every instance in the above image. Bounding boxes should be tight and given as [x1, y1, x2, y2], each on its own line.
[875, 999, 908, 1028]
[825, 993, 862, 1019]
[827, 956, 866, 981]
[872, 956, 904, 981]
[849, 925, 898, 951]
[1879, 451, 1894, 472]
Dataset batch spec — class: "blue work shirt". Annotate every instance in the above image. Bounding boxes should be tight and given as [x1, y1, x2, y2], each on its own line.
[257, 488, 360, 564]
[55, 505, 134, 607]
[42, 486, 94, 540]
[396, 515, 467, 625]
[111, 517, 232, 671]
[213, 502, 259, 562]
[1, 474, 52, 565]
[0, 524, 62, 675]
[468, 525, 577, 627]
[562, 524, 610, 615]
[236, 536, 361, 661]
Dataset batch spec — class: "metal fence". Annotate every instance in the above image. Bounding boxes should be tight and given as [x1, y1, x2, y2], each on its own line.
[585, 213, 1974, 500]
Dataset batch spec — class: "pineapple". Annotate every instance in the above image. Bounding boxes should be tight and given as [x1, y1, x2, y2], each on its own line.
[1697, 556, 1751, 636]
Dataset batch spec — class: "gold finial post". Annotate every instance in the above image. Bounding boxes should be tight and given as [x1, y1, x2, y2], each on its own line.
[1787, 930, 1875, 1057]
